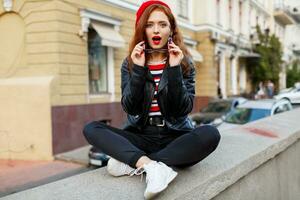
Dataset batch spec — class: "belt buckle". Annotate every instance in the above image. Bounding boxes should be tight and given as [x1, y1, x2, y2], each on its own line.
[157, 119, 165, 127]
[149, 117, 153, 125]
[149, 117, 165, 127]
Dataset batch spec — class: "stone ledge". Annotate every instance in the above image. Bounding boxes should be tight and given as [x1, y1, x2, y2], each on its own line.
[2, 109, 300, 200]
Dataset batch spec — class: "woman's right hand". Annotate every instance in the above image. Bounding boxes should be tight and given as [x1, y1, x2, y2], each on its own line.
[131, 41, 145, 67]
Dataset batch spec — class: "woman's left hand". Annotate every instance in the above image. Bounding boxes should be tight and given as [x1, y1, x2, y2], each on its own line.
[168, 41, 184, 67]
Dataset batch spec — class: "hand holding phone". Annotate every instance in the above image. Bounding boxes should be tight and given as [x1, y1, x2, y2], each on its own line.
[131, 41, 145, 66]
[168, 37, 184, 67]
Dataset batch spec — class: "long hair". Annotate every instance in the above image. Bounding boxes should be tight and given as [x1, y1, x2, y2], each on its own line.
[128, 4, 192, 75]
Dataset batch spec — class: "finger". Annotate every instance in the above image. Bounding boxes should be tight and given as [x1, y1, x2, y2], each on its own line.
[169, 47, 180, 52]
[139, 49, 144, 55]
[169, 48, 181, 54]
[137, 47, 145, 55]
[135, 48, 144, 56]
[168, 43, 178, 48]
[135, 46, 143, 52]
[135, 49, 142, 55]
[136, 46, 143, 51]
[168, 44, 180, 52]
[136, 41, 145, 47]
[132, 49, 140, 56]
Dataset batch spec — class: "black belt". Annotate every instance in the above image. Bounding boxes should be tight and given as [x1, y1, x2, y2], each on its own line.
[147, 116, 165, 127]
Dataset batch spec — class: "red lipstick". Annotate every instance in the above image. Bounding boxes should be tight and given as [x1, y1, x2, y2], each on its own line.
[152, 36, 161, 45]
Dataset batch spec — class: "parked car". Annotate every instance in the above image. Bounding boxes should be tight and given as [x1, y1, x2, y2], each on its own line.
[89, 146, 110, 167]
[274, 83, 300, 104]
[189, 97, 247, 127]
[216, 99, 293, 131]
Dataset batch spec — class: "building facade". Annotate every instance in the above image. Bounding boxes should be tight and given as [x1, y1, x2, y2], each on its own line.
[1, 0, 296, 159]
[273, 0, 299, 89]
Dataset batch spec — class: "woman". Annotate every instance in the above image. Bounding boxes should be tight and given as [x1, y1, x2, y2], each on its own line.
[83, 1, 220, 199]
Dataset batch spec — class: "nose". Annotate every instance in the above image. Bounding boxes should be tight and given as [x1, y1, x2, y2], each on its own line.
[153, 24, 159, 33]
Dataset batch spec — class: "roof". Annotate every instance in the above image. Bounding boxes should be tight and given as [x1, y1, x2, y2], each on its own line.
[238, 99, 277, 109]
[210, 97, 247, 103]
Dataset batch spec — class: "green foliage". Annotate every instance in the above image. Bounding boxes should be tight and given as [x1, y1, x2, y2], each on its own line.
[286, 59, 300, 88]
[247, 26, 283, 89]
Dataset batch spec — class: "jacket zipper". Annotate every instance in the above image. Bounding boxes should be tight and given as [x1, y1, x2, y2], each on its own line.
[144, 80, 156, 126]
[157, 94, 164, 117]
[157, 68, 166, 119]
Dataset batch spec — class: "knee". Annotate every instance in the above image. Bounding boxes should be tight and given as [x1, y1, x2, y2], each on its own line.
[210, 126, 221, 149]
[195, 125, 221, 149]
[82, 121, 102, 140]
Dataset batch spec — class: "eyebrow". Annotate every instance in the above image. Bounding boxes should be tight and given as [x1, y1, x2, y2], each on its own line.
[146, 20, 168, 23]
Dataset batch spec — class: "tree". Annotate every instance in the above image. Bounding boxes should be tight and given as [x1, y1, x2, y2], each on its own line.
[286, 59, 300, 88]
[247, 25, 283, 91]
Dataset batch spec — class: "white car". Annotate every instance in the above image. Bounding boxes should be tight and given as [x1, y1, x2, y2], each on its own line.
[217, 99, 293, 131]
[274, 84, 300, 104]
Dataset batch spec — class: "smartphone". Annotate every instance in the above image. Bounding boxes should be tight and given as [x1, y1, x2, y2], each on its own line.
[168, 37, 172, 44]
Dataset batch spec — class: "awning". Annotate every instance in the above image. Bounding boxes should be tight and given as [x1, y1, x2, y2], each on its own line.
[91, 22, 125, 48]
[187, 47, 203, 62]
[238, 51, 260, 58]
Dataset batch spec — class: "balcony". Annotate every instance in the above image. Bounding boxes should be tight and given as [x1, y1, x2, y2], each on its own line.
[293, 45, 300, 54]
[274, 3, 296, 25]
[290, 7, 300, 23]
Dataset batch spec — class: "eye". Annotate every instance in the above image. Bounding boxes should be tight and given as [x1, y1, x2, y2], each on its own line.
[160, 23, 168, 28]
[145, 23, 153, 28]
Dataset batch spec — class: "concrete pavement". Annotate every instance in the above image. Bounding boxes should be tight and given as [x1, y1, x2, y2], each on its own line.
[55, 145, 91, 165]
[0, 159, 89, 198]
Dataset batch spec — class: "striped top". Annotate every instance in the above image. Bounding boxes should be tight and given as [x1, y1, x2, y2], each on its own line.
[147, 60, 166, 117]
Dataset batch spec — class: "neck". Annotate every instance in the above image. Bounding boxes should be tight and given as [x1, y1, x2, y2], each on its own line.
[148, 52, 167, 62]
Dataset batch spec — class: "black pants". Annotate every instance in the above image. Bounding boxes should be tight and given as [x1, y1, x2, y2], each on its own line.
[83, 121, 220, 168]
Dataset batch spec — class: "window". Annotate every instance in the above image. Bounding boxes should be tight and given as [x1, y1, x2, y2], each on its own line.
[274, 104, 291, 114]
[178, 0, 189, 19]
[88, 28, 108, 94]
[81, 9, 125, 97]
[216, 0, 221, 25]
[239, 1, 243, 33]
[249, 6, 253, 28]
[202, 101, 231, 113]
[224, 108, 270, 124]
[228, 0, 233, 30]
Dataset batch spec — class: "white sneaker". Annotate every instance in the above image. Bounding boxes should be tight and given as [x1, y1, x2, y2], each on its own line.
[107, 158, 136, 177]
[143, 161, 177, 199]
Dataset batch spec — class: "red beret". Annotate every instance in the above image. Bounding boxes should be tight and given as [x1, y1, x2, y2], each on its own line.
[135, 0, 171, 27]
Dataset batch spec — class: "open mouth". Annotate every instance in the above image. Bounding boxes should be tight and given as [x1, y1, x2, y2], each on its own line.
[152, 36, 161, 45]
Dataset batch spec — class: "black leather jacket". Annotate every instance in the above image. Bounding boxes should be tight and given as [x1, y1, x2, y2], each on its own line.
[121, 57, 195, 132]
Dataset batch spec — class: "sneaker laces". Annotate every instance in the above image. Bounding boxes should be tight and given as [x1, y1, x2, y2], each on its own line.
[129, 166, 145, 182]
[118, 162, 135, 175]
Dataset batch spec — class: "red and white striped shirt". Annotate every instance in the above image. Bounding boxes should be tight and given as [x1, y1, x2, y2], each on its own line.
[148, 61, 166, 117]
